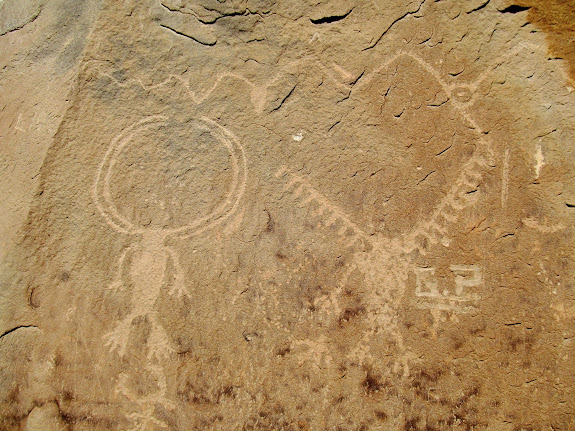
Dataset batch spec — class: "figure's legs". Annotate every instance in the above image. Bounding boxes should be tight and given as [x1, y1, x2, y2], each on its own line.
[126, 411, 169, 431]
[147, 316, 174, 361]
[116, 364, 175, 430]
[166, 247, 191, 299]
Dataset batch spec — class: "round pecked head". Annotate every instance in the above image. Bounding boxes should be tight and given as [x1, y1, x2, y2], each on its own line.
[94, 116, 246, 239]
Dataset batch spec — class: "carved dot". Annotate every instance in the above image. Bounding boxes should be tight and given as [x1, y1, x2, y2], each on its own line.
[452, 86, 473, 103]
[243, 331, 259, 342]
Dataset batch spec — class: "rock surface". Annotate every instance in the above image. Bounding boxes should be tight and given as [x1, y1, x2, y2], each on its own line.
[1, 0, 575, 430]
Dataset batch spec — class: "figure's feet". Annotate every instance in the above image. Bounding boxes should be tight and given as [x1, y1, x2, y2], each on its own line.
[106, 279, 124, 293]
[126, 412, 169, 430]
[158, 396, 176, 411]
[168, 277, 191, 299]
[103, 320, 131, 357]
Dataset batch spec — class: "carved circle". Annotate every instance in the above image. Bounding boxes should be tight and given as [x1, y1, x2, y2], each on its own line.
[94, 115, 247, 238]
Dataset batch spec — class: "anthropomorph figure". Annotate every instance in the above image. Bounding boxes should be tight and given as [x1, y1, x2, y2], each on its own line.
[94, 115, 247, 360]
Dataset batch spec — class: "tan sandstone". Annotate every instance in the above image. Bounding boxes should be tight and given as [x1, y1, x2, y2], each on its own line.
[1, 0, 574, 430]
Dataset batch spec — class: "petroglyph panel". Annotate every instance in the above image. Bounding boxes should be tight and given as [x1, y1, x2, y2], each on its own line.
[1, 0, 575, 430]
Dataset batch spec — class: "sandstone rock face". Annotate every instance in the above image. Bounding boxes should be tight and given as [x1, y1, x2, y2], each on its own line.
[1, 0, 575, 430]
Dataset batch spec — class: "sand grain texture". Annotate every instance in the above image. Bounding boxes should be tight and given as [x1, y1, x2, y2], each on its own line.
[1, 0, 574, 429]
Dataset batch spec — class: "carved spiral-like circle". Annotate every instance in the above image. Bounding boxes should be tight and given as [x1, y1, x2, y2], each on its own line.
[93, 115, 247, 238]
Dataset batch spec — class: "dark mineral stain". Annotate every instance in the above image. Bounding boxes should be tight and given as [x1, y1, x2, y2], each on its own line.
[216, 385, 236, 402]
[62, 390, 75, 402]
[410, 367, 445, 399]
[297, 420, 311, 430]
[362, 369, 386, 394]
[190, 394, 212, 405]
[56, 410, 119, 428]
[404, 417, 420, 431]
[276, 345, 291, 357]
[338, 306, 366, 327]
[374, 410, 388, 421]
[59, 271, 70, 282]
[343, 286, 356, 297]
[7, 385, 20, 403]
[59, 410, 75, 424]
[510, 0, 575, 83]
[178, 381, 211, 405]
[506, 331, 535, 353]
[454, 386, 480, 408]
[512, 426, 538, 431]
[447, 412, 480, 431]
[176, 348, 193, 357]
[334, 395, 346, 404]
[54, 352, 65, 367]
[242, 404, 298, 431]
[469, 325, 484, 335]
[1, 413, 27, 429]
[335, 258, 346, 268]
[452, 336, 465, 350]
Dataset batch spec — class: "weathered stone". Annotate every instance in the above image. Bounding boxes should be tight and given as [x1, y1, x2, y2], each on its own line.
[1, 0, 574, 429]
